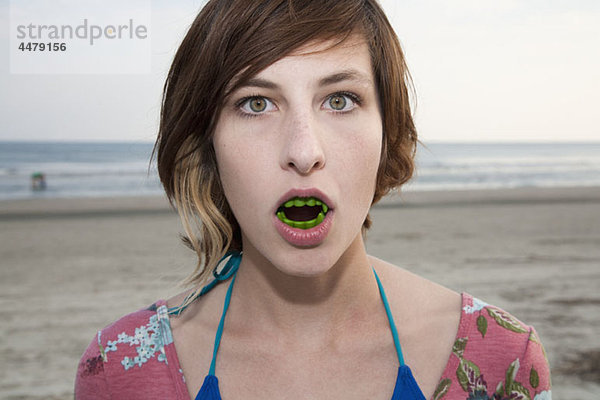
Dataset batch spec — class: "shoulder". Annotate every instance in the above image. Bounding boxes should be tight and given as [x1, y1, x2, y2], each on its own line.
[369, 257, 551, 399]
[75, 301, 187, 399]
[435, 294, 552, 399]
[96, 302, 173, 372]
[370, 256, 463, 394]
[369, 255, 462, 331]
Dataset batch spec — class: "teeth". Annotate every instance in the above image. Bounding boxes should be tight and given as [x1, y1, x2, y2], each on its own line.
[277, 210, 327, 230]
[316, 212, 324, 225]
[277, 196, 330, 229]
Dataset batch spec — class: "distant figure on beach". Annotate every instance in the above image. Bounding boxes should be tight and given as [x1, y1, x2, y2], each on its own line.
[75, 1, 552, 399]
[31, 172, 46, 191]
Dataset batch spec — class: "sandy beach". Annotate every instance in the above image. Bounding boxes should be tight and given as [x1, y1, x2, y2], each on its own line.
[1, 186, 599, 399]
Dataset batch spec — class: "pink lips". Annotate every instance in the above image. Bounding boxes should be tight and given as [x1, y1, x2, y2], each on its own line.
[273, 188, 334, 247]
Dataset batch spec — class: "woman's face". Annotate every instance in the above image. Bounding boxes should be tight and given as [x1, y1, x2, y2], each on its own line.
[213, 36, 382, 277]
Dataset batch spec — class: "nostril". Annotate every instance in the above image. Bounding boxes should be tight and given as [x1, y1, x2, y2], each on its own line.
[287, 159, 324, 174]
[282, 139, 326, 173]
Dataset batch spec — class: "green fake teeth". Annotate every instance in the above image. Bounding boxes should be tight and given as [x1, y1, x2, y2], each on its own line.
[276, 196, 329, 229]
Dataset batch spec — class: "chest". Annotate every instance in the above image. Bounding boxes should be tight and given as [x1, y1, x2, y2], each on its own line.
[185, 342, 401, 400]
[173, 321, 448, 400]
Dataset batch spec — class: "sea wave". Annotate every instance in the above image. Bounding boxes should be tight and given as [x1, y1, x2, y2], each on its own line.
[2, 141, 600, 200]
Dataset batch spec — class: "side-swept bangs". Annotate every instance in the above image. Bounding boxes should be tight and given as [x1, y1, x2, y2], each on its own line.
[153, 0, 417, 289]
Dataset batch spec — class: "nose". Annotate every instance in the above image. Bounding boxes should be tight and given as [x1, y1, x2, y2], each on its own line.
[279, 111, 326, 175]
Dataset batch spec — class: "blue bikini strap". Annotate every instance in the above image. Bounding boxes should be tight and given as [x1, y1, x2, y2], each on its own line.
[209, 270, 238, 376]
[188, 258, 404, 375]
[373, 268, 405, 366]
[208, 267, 406, 374]
[168, 252, 241, 316]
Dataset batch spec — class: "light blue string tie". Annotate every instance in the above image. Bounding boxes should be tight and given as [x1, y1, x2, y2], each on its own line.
[373, 267, 405, 366]
[168, 251, 242, 316]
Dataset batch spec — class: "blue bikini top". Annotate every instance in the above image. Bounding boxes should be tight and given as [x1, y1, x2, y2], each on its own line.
[170, 253, 426, 400]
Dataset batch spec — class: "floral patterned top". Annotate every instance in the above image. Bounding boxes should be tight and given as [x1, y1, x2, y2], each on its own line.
[75, 294, 551, 399]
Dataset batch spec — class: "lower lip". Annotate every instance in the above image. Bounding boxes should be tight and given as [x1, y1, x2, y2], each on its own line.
[273, 211, 334, 247]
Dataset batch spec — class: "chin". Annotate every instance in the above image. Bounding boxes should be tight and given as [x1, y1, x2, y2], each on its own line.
[275, 263, 331, 278]
[240, 219, 360, 279]
[265, 242, 342, 278]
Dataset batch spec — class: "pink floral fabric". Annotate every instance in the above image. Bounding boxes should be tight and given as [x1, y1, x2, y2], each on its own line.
[75, 294, 551, 399]
[431, 294, 551, 400]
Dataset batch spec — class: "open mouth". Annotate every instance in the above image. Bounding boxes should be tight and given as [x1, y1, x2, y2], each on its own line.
[276, 196, 330, 229]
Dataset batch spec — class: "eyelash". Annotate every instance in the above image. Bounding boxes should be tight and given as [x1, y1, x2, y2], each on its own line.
[234, 91, 362, 118]
[326, 91, 362, 113]
[234, 95, 273, 118]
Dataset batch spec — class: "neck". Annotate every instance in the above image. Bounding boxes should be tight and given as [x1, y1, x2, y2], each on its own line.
[230, 234, 383, 347]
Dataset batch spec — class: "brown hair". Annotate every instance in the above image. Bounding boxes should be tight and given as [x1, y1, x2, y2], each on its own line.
[152, 0, 417, 288]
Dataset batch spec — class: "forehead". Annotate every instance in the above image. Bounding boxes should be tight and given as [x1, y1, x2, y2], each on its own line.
[269, 36, 371, 78]
[287, 35, 370, 62]
[230, 36, 374, 90]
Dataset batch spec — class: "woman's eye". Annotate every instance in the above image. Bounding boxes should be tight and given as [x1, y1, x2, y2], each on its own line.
[323, 93, 358, 112]
[239, 96, 274, 114]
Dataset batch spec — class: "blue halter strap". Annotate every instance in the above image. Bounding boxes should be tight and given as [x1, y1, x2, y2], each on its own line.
[373, 267, 405, 366]
[172, 252, 406, 375]
[167, 252, 242, 317]
[205, 261, 406, 374]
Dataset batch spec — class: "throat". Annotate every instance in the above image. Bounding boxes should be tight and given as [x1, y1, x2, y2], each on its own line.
[232, 251, 380, 339]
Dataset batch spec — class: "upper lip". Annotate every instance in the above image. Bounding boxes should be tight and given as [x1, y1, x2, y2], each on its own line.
[274, 188, 334, 214]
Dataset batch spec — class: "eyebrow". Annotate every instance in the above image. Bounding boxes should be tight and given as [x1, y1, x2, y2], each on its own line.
[235, 69, 373, 91]
[241, 77, 279, 90]
[318, 70, 373, 87]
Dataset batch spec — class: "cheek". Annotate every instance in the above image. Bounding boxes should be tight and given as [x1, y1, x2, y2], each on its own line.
[213, 123, 272, 220]
[214, 118, 271, 169]
[213, 125, 247, 209]
[336, 119, 382, 190]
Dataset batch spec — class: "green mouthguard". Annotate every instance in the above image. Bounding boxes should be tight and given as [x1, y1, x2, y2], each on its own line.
[276, 196, 329, 229]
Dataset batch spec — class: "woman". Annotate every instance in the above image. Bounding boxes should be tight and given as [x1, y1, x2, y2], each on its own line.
[76, 1, 551, 399]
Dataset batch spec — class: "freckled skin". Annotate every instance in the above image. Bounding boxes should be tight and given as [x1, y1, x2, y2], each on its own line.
[213, 37, 382, 277]
[170, 39, 463, 400]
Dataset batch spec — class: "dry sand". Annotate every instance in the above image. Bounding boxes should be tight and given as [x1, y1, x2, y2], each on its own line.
[1, 187, 599, 399]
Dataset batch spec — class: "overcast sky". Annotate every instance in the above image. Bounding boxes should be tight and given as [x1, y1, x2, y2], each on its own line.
[1, 0, 599, 143]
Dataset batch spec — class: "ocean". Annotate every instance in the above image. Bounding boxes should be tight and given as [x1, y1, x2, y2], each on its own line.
[1, 141, 600, 201]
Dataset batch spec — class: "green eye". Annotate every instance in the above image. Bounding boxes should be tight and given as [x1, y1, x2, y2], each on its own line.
[249, 97, 267, 112]
[328, 95, 347, 111]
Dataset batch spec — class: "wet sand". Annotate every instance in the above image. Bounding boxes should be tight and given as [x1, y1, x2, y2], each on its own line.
[1, 187, 599, 399]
